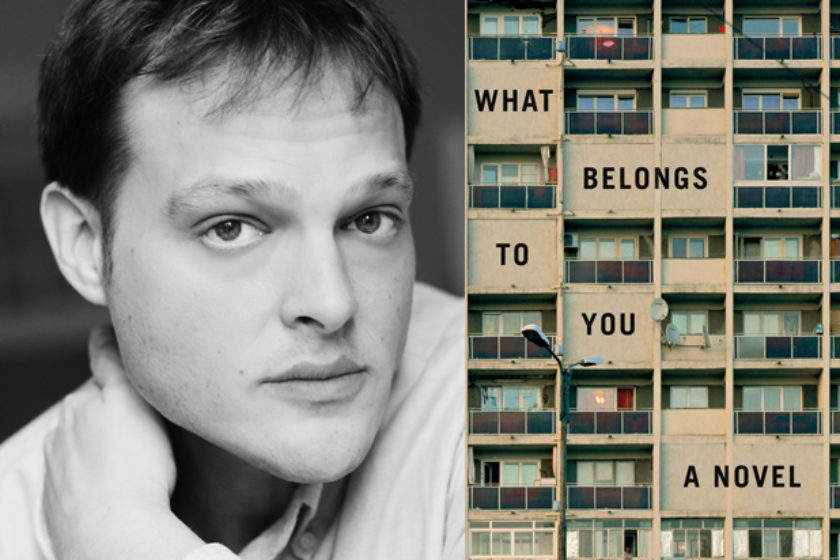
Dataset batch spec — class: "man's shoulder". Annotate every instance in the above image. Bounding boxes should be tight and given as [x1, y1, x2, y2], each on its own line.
[0, 401, 61, 560]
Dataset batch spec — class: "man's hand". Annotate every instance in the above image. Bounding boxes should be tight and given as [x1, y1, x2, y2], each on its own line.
[43, 325, 205, 560]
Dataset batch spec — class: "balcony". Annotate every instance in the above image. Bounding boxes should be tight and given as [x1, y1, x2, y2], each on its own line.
[734, 186, 821, 209]
[831, 35, 840, 59]
[469, 185, 556, 209]
[735, 110, 820, 135]
[469, 485, 556, 510]
[831, 409, 840, 432]
[734, 259, 821, 283]
[734, 335, 821, 359]
[567, 410, 651, 435]
[831, 260, 840, 283]
[566, 259, 652, 284]
[564, 34, 653, 60]
[734, 410, 821, 434]
[832, 185, 840, 208]
[469, 36, 556, 61]
[734, 35, 821, 60]
[832, 484, 840, 508]
[469, 335, 555, 360]
[469, 409, 556, 435]
[567, 484, 652, 510]
[565, 111, 653, 135]
[831, 111, 840, 134]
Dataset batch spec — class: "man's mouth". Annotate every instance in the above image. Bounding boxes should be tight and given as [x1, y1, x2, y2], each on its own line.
[259, 356, 368, 403]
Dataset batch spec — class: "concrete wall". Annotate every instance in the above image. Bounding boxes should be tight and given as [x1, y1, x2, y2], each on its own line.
[662, 108, 727, 135]
[662, 34, 727, 66]
[562, 142, 656, 211]
[662, 258, 726, 286]
[563, 293, 654, 364]
[662, 409, 727, 435]
[468, 218, 558, 289]
[661, 443, 726, 511]
[661, 142, 728, 212]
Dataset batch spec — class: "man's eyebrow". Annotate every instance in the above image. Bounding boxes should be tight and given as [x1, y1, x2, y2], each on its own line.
[165, 179, 291, 218]
[348, 171, 415, 203]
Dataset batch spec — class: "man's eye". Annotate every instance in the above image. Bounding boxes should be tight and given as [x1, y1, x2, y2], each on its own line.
[348, 211, 402, 238]
[201, 219, 264, 249]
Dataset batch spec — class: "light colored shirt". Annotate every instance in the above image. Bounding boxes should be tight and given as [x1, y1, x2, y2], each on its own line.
[0, 282, 465, 560]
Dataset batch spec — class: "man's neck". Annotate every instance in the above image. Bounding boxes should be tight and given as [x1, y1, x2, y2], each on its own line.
[166, 423, 298, 552]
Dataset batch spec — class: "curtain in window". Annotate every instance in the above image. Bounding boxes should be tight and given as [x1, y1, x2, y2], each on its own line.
[792, 146, 816, 180]
[617, 388, 634, 409]
[734, 146, 746, 180]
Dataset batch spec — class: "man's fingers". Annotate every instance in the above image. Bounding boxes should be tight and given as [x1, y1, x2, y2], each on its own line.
[88, 324, 128, 390]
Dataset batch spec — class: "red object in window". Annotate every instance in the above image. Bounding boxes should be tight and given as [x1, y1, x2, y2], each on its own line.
[547, 167, 558, 183]
[718, 24, 725, 33]
[617, 388, 634, 410]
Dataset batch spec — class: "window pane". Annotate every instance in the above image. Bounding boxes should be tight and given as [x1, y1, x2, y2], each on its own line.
[743, 238, 761, 259]
[482, 387, 500, 410]
[503, 387, 519, 410]
[596, 96, 614, 111]
[482, 314, 500, 335]
[764, 238, 782, 258]
[764, 387, 781, 411]
[763, 530, 778, 557]
[502, 463, 520, 485]
[617, 18, 634, 36]
[764, 312, 780, 335]
[596, 18, 615, 35]
[580, 238, 597, 259]
[671, 94, 687, 108]
[688, 238, 704, 258]
[577, 461, 594, 485]
[743, 312, 762, 334]
[578, 96, 595, 111]
[689, 387, 708, 408]
[783, 312, 798, 336]
[501, 312, 520, 335]
[522, 463, 538, 485]
[782, 95, 799, 110]
[743, 18, 778, 36]
[578, 388, 616, 410]
[689, 95, 706, 108]
[500, 164, 518, 184]
[492, 533, 511, 555]
[481, 165, 498, 184]
[616, 462, 634, 485]
[671, 387, 689, 408]
[782, 18, 799, 36]
[670, 17, 687, 33]
[690, 312, 707, 335]
[617, 96, 634, 111]
[735, 145, 765, 181]
[522, 388, 539, 410]
[672, 237, 687, 257]
[743, 387, 762, 410]
[514, 532, 533, 554]
[672, 312, 689, 335]
[620, 239, 635, 258]
[767, 145, 789, 181]
[784, 238, 799, 258]
[503, 16, 519, 35]
[743, 95, 760, 110]
[535, 531, 553, 554]
[783, 386, 801, 411]
[522, 311, 541, 328]
[577, 18, 594, 35]
[598, 238, 615, 258]
[595, 462, 614, 484]
[792, 145, 820, 180]
[762, 94, 780, 110]
[521, 164, 538, 184]
[522, 16, 539, 35]
[483, 17, 498, 35]
[471, 532, 490, 555]
[689, 18, 707, 33]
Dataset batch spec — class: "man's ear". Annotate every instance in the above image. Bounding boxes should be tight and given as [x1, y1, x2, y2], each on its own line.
[40, 182, 108, 306]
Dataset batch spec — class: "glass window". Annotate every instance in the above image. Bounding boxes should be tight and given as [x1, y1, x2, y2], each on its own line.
[671, 387, 688, 408]
[596, 96, 615, 111]
[617, 95, 634, 111]
[580, 238, 597, 260]
[671, 91, 707, 108]
[492, 532, 511, 555]
[503, 16, 519, 35]
[534, 531, 553, 554]
[689, 18, 707, 33]
[482, 313, 500, 335]
[598, 238, 616, 259]
[690, 312, 707, 334]
[617, 18, 634, 35]
[744, 17, 782, 36]
[577, 388, 617, 410]
[782, 386, 801, 411]
[690, 387, 708, 408]
[671, 94, 687, 108]
[620, 239, 635, 258]
[522, 463, 538, 485]
[767, 145, 789, 180]
[672, 237, 687, 257]
[481, 164, 498, 184]
[482, 387, 500, 410]
[596, 17, 615, 34]
[672, 313, 688, 336]
[483, 17, 498, 35]
[470, 531, 490, 555]
[502, 463, 520, 485]
[514, 532, 532, 555]
[734, 145, 765, 181]
[577, 461, 594, 485]
[689, 238, 705, 257]
[743, 387, 762, 410]
[520, 164, 538, 184]
[522, 16, 539, 35]
[577, 18, 595, 35]
[595, 462, 614, 484]
[670, 17, 687, 33]
[616, 461, 634, 484]
[791, 145, 820, 180]
[500, 164, 518, 184]
[782, 18, 799, 36]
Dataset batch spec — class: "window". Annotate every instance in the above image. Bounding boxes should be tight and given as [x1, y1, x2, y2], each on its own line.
[742, 311, 800, 336]
[661, 519, 724, 558]
[742, 91, 800, 111]
[671, 237, 705, 258]
[733, 519, 820, 558]
[739, 236, 800, 259]
[481, 14, 540, 36]
[742, 386, 802, 412]
[579, 237, 636, 260]
[481, 311, 541, 336]
[576, 460, 635, 485]
[577, 16, 635, 36]
[481, 163, 539, 185]
[577, 92, 636, 111]
[670, 91, 707, 108]
[670, 386, 709, 409]
[567, 519, 652, 559]
[481, 386, 540, 411]
[733, 145, 821, 182]
[469, 521, 554, 559]
[669, 16, 707, 34]
[576, 387, 635, 410]
[743, 17, 800, 36]
[671, 311, 707, 335]
[481, 460, 540, 486]
[831, 160, 840, 182]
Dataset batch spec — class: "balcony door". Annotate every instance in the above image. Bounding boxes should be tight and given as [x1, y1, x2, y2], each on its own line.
[742, 386, 802, 412]
[742, 17, 799, 36]
[743, 311, 800, 336]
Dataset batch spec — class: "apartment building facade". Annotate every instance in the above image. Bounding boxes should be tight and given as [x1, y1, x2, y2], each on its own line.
[466, 0, 840, 558]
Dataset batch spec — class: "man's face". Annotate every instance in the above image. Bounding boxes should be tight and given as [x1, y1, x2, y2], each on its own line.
[104, 67, 415, 482]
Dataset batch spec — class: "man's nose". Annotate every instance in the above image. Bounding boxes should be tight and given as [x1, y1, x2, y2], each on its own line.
[278, 233, 358, 334]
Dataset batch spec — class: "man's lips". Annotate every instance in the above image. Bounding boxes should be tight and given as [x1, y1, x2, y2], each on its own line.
[260, 356, 366, 384]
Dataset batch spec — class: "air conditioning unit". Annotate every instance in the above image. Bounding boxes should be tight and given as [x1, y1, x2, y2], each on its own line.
[564, 233, 579, 251]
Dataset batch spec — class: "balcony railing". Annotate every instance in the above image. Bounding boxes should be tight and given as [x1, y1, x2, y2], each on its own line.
[564, 34, 653, 60]
[469, 409, 556, 435]
[831, 111, 840, 134]
[832, 185, 840, 208]
[469, 335, 555, 360]
[734, 186, 821, 209]
[565, 110, 653, 135]
[831, 260, 840, 283]
[734, 34, 821, 60]
[469, 484, 556, 510]
[567, 484, 652, 510]
[831, 35, 840, 59]
[734, 259, 821, 283]
[832, 484, 840, 508]
[566, 259, 652, 284]
[567, 409, 651, 435]
[734, 335, 821, 359]
[735, 409, 821, 434]
[830, 409, 840, 432]
[469, 35, 556, 61]
[734, 110, 821, 135]
[469, 185, 556, 209]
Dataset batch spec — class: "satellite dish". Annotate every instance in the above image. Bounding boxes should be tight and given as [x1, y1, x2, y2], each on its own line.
[702, 324, 711, 348]
[650, 298, 669, 322]
[665, 323, 681, 346]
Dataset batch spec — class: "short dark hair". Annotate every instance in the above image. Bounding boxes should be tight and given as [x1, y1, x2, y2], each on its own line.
[38, 0, 421, 244]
